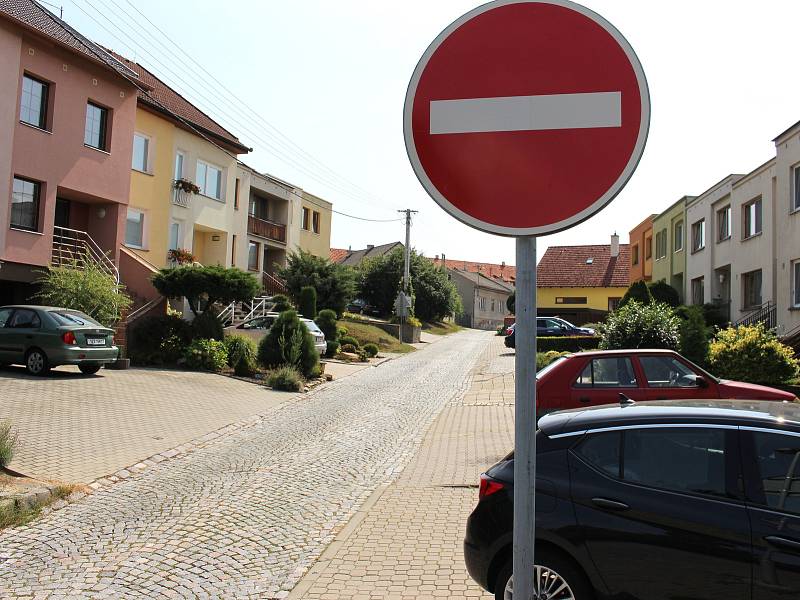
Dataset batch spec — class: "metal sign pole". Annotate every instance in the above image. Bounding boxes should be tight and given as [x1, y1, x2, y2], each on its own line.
[514, 235, 537, 599]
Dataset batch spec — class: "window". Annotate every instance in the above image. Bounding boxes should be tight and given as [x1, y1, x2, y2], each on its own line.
[742, 269, 763, 309]
[655, 229, 667, 259]
[576, 431, 621, 478]
[312, 210, 321, 234]
[793, 165, 800, 212]
[555, 297, 587, 304]
[479, 296, 486, 310]
[574, 357, 637, 388]
[645, 236, 652, 259]
[691, 219, 705, 252]
[10, 177, 41, 231]
[20, 74, 48, 129]
[691, 276, 704, 305]
[752, 432, 800, 515]
[84, 102, 108, 150]
[174, 152, 184, 180]
[793, 260, 800, 308]
[608, 297, 621, 312]
[248, 241, 259, 271]
[168, 221, 180, 251]
[9, 309, 41, 329]
[674, 221, 684, 252]
[491, 298, 496, 312]
[302, 207, 311, 231]
[631, 243, 639, 265]
[234, 178, 240, 210]
[231, 234, 237, 267]
[0, 308, 13, 328]
[132, 134, 149, 172]
[743, 198, 763, 239]
[196, 161, 222, 200]
[717, 205, 731, 242]
[125, 208, 144, 248]
[640, 356, 699, 388]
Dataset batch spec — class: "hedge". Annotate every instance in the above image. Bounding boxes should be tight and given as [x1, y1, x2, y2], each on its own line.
[537, 336, 600, 353]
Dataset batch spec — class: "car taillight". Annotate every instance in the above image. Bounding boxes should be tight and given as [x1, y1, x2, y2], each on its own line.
[479, 474, 505, 500]
[62, 331, 77, 345]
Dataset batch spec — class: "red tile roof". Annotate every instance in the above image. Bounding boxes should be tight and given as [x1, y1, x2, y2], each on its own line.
[537, 244, 630, 288]
[431, 257, 516, 283]
[109, 51, 249, 154]
[0, 0, 139, 81]
[330, 248, 349, 263]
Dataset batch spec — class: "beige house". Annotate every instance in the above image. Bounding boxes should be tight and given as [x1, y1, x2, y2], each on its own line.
[299, 191, 332, 259]
[449, 269, 514, 331]
[773, 121, 800, 339]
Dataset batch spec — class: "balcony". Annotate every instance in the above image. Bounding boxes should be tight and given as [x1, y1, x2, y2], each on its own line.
[248, 215, 286, 243]
[172, 187, 191, 208]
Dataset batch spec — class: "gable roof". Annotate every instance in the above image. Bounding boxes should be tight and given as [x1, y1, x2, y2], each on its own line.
[537, 244, 630, 288]
[431, 257, 516, 284]
[449, 269, 514, 294]
[329, 248, 349, 263]
[333, 242, 404, 267]
[0, 0, 140, 82]
[109, 50, 249, 154]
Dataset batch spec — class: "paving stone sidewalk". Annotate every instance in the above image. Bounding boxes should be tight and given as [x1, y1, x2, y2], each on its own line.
[289, 335, 515, 599]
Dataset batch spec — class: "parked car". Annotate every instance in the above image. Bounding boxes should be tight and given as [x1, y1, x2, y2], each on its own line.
[226, 313, 326, 355]
[535, 349, 796, 416]
[0, 305, 119, 375]
[346, 298, 381, 317]
[504, 317, 594, 348]
[465, 399, 800, 599]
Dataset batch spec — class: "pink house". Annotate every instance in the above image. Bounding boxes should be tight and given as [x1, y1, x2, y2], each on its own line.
[0, 0, 142, 304]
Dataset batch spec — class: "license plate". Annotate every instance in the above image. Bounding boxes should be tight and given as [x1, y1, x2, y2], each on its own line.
[86, 338, 106, 346]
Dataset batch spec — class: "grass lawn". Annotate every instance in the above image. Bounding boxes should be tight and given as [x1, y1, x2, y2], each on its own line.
[423, 321, 463, 335]
[338, 321, 415, 354]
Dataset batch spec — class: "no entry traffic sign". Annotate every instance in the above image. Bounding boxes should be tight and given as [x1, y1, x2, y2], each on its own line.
[403, 0, 650, 236]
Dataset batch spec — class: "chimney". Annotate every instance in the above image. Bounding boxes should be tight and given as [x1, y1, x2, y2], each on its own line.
[366, 244, 375, 251]
[610, 232, 619, 258]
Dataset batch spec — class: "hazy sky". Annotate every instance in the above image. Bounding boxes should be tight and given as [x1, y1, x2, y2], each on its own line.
[61, 0, 800, 265]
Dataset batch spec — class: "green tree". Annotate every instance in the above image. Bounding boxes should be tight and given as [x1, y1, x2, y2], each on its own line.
[278, 250, 355, 317]
[708, 323, 799, 385]
[257, 309, 319, 377]
[36, 258, 132, 327]
[357, 250, 404, 315]
[314, 309, 339, 342]
[618, 280, 652, 309]
[271, 294, 292, 312]
[600, 301, 680, 350]
[677, 305, 709, 365]
[413, 257, 462, 322]
[507, 292, 515, 314]
[648, 280, 680, 307]
[152, 265, 260, 317]
[298, 285, 317, 318]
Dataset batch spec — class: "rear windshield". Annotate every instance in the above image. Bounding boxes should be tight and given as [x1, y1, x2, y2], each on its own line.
[303, 320, 322, 334]
[49, 310, 101, 327]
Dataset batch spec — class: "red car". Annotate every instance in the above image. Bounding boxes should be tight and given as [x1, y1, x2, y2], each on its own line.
[536, 349, 797, 415]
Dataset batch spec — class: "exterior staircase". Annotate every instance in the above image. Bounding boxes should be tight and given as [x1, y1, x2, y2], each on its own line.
[263, 271, 288, 296]
[218, 296, 276, 327]
[734, 301, 777, 330]
[52, 226, 119, 283]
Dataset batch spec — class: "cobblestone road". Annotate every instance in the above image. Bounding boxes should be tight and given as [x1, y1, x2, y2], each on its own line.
[0, 330, 490, 599]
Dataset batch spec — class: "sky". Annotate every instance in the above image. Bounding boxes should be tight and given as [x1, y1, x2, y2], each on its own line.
[59, 0, 800, 265]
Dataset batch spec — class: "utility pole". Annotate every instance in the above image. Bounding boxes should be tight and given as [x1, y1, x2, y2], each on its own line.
[396, 209, 418, 342]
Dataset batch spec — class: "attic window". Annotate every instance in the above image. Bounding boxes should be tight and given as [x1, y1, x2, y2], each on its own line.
[585, 258, 594, 264]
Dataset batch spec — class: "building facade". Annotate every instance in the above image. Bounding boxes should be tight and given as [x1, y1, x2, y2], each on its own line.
[449, 269, 513, 331]
[298, 191, 332, 259]
[628, 215, 655, 283]
[651, 196, 692, 303]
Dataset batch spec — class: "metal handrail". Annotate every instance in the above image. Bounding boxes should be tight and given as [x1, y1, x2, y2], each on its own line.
[262, 271, 287, 296]
[735, 300, 777, 329]
[241, 296, 275, 322]
[52, 225, 119, 283]
[217, 301, 236, 326]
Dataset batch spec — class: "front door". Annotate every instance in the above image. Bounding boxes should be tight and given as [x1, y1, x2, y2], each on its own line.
[637, 354, 719, 401]
[743, 429, 800, 598]
[55, 198, 70, 228]
[570, 426, 751, 599]
[569, 355, 646, 408]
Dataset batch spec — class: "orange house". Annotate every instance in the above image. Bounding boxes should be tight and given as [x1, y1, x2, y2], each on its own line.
[628, 215, 655, 283]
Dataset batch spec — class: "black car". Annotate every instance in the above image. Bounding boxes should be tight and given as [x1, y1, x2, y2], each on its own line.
[346, 298, 381, 317]
[465, 399, 800, 599]
[504, 317, 594, 348]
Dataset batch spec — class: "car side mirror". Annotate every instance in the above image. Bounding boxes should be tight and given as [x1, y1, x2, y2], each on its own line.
[695, 375, 708, 388]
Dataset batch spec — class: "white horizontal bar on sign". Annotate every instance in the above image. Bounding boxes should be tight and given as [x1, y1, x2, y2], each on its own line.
[429, 91, 622, 135]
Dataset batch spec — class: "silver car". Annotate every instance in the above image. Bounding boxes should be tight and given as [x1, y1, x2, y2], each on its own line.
[226, 313, 326, 355]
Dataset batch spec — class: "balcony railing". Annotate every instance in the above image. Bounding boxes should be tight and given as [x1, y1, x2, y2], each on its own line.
[172, 187, 191, 208]
[248, 215, 286, 243]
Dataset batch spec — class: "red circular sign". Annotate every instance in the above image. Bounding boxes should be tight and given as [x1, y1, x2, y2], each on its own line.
[404, 0, 649, 236]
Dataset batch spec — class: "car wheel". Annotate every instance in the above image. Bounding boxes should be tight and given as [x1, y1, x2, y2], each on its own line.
[79, 365, 102, 375]
[25, 348, 50, 376]
[495, 550, 593, 600]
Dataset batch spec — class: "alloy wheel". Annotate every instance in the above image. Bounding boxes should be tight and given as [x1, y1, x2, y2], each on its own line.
[27, 351, 45, 375]
[504, 565, 576, 600]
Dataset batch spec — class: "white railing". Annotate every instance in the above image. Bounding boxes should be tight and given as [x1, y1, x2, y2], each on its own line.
[172, 186, 191, 208]
[52, 226, 119, 283]
[241, 296, 274, 322]
[217, 301, 236, 326]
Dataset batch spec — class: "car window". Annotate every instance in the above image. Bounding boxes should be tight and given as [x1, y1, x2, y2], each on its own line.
[751, 432, 800, 515]
[640, 356, 698, 388]
[49, 310, 99, 326]
[304, 320, 322, 334]
[623, 428, 727, 497]
[242, 317, 271, 330]
[574, 357, 637, 388]
[0, 308, 12, 328]
[575, 431, 620, 477]
[9, 309, 41, 329]
[536, 356, 567, 379]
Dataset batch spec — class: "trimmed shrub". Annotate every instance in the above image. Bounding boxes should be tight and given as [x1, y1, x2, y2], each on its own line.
[619, 280, 652, 309]
[183, 339, 228, 372]
[702, 303, 730, 329]
[537, 351, 570, 370]
[191, 310, 224, 341]
[315, 309, 339, 343]
[339, 335, 361, 349]
[299, 286, 317, 319]
[271, 294, 292, 312]
[600, 301, 680, 350]
[537, 336, 600, 353]
[257, 310, 319, 378]
[708, 324, 799, 385]
[325, 340, 340, 358]
[337, 326, 349, 338]
[224, 335, 257, 368]
[340, 343, 358, 354]
[648, 280, 681, 308]
[678, 305, 709, 365]
[0, 420, 17, 468]
[268, 365, 303, 392]
[128, 314, 193, 366]
[363, 343, 379, 358]
[234, 355, 259, 378]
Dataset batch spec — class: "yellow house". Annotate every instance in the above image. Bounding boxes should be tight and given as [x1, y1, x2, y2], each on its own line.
[299, 191, 332, 259]
[536, 235, 630, 325]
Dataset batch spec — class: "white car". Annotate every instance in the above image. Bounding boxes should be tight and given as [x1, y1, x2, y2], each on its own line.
[226, 313, 327, 355]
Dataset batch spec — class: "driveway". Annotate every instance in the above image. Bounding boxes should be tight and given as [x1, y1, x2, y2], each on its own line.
[1, 365, 295, 483]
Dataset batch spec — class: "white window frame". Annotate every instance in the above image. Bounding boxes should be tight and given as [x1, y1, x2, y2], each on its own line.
[674, 221, 684, 252]
[196, 160, 224, 201]
[125, 208, 145, 249]
[717, 205, 731, 242]
[743, 197, 763, 239]
[302, 207, 311, 231]
[792, 164, 800, 213]
[691, 219, 705, 253]
[792, 259, 800, 308]
[691, 276, 704, 306]
[168, 221, 181, 251]
[742, 269, 763, 310]
[132, 133, 151, 173]
[174, 151, 185, 181]
[247, 240, 260, 272]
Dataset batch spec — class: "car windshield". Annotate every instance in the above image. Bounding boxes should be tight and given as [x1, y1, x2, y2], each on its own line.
[536, 356, 568, 379]
[303, 320, 322, 334]
[49, 310, 100, 327]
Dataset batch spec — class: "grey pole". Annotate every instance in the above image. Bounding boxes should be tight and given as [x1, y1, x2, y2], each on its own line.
[398, 209, 417, 344]
[514, 235, 537, 599]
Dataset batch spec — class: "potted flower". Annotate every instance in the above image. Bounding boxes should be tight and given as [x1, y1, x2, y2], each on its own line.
[167, 248, 197, 265]
[174, 178, 201, 194]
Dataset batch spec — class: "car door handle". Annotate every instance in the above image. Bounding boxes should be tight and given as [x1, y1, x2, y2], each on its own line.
[591, 497, 630, 511]
[765, 536, 800, 552]
[579, 396, 591, 403]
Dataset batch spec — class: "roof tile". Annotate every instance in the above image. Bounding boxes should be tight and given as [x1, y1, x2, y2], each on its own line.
[537, 244, 630, 288]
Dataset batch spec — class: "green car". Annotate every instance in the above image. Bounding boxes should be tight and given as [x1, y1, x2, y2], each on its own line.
[0, 305, 119, 376]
